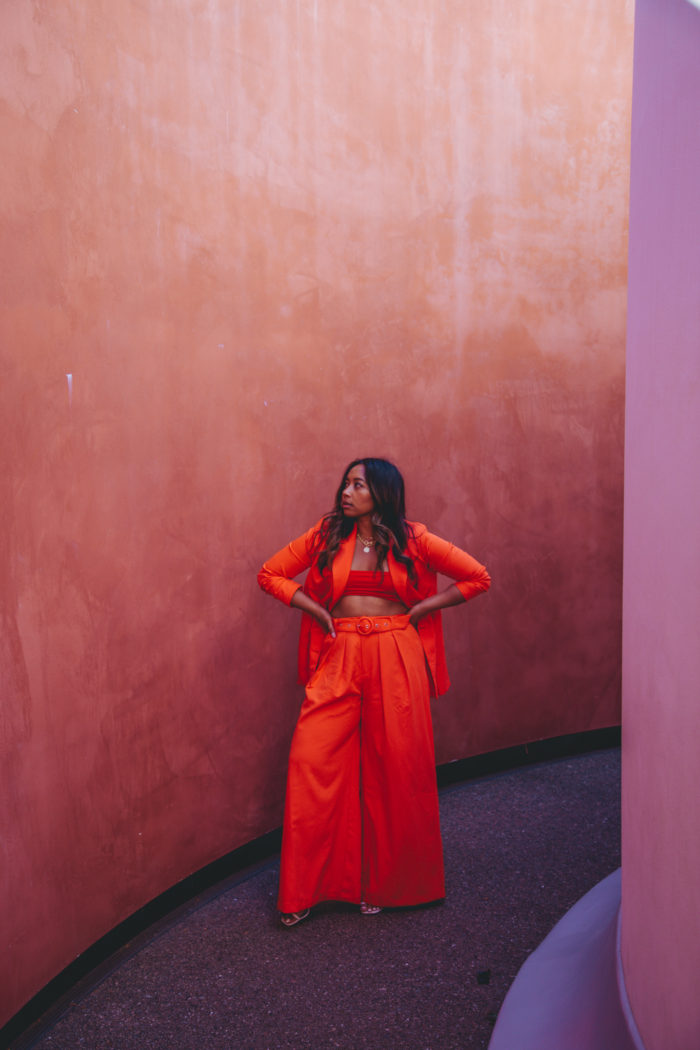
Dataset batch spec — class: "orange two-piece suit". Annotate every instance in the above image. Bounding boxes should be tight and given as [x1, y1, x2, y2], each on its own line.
[258, 520, 490, 912]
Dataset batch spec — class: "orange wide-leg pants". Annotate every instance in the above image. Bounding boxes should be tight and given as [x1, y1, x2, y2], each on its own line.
[278, 614, 445, 913]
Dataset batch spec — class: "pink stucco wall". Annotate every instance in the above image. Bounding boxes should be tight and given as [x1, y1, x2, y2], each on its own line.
[621, 2, 700, 1048]
[1, 0, 631, 1027]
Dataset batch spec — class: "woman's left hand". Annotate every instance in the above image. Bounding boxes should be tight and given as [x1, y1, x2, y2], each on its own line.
[408, 600, 430, 628]
[409, 585, 466, 628]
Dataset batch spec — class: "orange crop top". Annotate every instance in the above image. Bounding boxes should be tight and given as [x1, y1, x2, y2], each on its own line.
[342, 570, 401, 602]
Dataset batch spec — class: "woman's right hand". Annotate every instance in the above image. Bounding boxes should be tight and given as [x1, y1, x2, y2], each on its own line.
[315, 608, 336, 638]
[290, 590, 336, 637]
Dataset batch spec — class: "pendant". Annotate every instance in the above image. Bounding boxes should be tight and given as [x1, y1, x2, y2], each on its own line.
[363, 545, 370, 554]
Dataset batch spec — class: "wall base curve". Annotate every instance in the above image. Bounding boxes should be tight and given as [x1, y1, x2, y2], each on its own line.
[489, 869, 643, 1050]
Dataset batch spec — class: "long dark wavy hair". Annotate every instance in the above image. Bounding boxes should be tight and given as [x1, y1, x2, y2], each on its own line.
[316, 458, 416, 581]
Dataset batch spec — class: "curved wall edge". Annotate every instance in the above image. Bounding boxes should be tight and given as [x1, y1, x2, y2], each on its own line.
[488, 869, 636, 1050]
[615, 910, 647, 1050]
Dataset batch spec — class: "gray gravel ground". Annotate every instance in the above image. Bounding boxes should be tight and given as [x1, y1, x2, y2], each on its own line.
[21, 749, 621, 1050]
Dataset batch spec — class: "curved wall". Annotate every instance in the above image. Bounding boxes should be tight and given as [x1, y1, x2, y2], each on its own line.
[622, 1, 700, 1047]
[0, 0, 631, 1027]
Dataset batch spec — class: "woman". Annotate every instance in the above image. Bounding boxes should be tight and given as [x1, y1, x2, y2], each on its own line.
[258, 458, 490, 927]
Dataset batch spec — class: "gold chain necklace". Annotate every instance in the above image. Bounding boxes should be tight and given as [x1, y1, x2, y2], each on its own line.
[358, 533, 375, 554]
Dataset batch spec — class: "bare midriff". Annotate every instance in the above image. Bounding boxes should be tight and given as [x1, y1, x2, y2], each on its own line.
[331, 594, 408, 618]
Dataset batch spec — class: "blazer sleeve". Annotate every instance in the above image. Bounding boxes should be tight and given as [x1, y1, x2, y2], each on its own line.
[257, 522, 322, 606]
[414, 526, 491, 602]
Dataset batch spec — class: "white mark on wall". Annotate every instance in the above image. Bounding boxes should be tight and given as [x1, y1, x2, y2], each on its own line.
[66, 373, 73, 406]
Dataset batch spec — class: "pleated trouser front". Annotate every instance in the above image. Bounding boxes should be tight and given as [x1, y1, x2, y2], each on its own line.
[278, 614, 445, 913]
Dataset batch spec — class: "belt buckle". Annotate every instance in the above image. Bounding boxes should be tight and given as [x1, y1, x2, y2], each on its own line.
[357, 617, 374, 635]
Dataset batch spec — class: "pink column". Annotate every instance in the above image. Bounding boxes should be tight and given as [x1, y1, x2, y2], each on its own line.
[621, 1, 700, 1048]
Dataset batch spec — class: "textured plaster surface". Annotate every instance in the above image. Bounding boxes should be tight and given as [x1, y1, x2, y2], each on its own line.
[1, 0, 631, 1025]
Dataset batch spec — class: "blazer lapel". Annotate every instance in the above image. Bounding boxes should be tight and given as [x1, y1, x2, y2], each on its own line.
[387, 547, 410, 601]
[330, 527, 357, 608]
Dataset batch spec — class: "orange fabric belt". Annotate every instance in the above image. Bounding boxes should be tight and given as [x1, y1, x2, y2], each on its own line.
[333, 613, 411, 635]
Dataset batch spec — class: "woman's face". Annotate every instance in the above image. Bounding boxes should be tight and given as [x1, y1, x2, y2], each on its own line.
[341, 464, 375, 519]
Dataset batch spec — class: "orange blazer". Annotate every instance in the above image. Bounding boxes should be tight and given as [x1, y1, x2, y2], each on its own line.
[258, 520, 491, 697]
